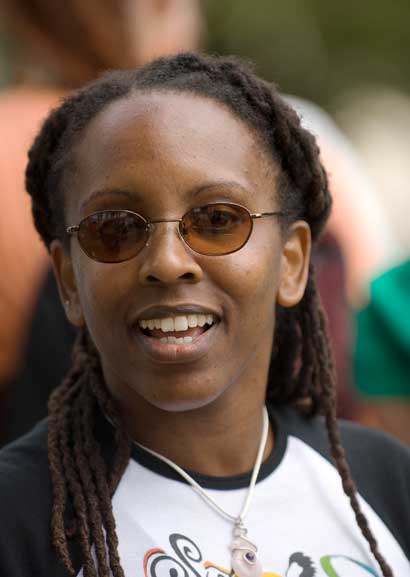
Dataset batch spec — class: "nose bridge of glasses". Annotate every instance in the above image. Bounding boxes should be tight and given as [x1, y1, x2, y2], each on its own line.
[148, 217, 183, 226]
[145, 218, 185, 248]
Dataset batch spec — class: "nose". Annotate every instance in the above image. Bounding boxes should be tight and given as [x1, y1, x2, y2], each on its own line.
[138, 222, 203, 285]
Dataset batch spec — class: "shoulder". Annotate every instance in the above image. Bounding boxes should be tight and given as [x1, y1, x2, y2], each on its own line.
[0, 420, 76, 576]
[329, 417, 410, 506]
[273, 406, 410, 494]
[272, 406, 410, 558]
[333, 418, 410, 549]
[272, 404, 410, 466]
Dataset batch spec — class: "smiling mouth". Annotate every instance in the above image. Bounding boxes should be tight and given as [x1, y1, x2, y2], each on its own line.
[138, 313, 216, 345]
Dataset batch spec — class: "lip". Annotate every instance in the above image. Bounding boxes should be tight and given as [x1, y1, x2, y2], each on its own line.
[133, 320, 219, 364]
[135, 303, 222, 321]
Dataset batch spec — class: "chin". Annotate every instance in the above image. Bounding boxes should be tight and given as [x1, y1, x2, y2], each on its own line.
[143, 383, 225, 414]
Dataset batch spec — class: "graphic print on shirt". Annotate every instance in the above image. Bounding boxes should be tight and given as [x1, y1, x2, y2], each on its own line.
[286, 552, 315, 576]
[142, 533, 380, 577]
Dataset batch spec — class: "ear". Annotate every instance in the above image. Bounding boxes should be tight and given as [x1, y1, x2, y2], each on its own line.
[277, 220, 311, 307]
[50, 239, 85, 327]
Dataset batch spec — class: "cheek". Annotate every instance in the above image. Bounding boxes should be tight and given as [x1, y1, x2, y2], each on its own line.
[209, 234, 282, 339]
[74, 257, 131, 336]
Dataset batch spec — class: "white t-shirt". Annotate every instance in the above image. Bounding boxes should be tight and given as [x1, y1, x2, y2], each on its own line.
[1, 406, 409, 577]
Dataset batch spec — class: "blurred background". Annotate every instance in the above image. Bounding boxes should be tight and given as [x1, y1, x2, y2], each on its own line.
[0, 0, 409, 445]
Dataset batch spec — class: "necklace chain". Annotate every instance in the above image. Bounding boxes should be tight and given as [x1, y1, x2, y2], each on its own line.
[134, 406, 270, 524]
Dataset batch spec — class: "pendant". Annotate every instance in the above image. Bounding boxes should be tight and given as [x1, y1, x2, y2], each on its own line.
[230, 520, 263, 577]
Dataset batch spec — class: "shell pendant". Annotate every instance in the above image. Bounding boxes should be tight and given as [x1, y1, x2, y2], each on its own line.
[230, 521, 263, 577]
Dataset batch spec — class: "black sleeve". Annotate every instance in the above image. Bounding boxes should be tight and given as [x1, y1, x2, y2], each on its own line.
[0, 421, 82, 577]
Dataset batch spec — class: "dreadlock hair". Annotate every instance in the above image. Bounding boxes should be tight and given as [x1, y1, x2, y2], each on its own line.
[25, 52, 393, 577]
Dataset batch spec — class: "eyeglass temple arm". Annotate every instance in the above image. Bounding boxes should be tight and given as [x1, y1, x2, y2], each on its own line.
[66, 226, 79, 235]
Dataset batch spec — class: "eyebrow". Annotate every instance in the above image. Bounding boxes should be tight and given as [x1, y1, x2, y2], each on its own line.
[80, 188, 138, 211]
[190, 182, 251, 199]
[80, 181, 252, 212]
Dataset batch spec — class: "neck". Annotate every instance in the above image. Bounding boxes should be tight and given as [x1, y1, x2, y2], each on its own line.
[113, 392, 273, 477]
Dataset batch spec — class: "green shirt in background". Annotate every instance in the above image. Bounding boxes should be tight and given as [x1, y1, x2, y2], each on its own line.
[354, 259, 410, 397]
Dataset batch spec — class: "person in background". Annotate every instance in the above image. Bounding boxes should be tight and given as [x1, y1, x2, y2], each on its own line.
[288, 96, 410, 443]
[354, 258, 410, 444]
[287, 96, 400, 309]
[335, 92, 410, 444]
[0, 0, 204, 443]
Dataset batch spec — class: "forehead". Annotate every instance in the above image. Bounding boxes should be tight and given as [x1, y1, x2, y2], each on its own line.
[69, 90, 278, 212]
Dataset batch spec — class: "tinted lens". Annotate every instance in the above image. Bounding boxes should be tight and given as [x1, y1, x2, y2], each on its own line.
[181, 203, 252, 255]
[78, 211, 147, 263]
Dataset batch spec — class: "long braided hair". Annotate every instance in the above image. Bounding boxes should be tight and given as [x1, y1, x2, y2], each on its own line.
[26, 52, 393, 577]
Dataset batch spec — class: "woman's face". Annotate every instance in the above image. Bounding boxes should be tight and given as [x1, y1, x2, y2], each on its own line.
[52, 91, 310, 416]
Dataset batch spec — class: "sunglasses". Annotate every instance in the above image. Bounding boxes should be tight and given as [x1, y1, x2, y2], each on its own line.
[66, 202, 287, 263]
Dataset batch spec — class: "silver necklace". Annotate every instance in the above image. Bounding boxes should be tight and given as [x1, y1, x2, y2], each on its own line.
[135, 407, 269, 577]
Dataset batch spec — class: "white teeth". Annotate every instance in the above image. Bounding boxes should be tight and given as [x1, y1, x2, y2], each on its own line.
[174, 316, 188, 331]
[197, 314, 206, 327]
[139, 313, 216, 332]
[187, 314, 198, 328]
[160, 317, 174, 332]
[159, 335, 194, 344]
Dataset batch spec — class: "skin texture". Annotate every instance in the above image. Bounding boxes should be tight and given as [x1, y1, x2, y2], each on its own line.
[51, 91, 311, 476]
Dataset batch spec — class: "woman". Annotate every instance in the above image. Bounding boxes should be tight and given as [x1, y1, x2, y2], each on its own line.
[0, 53, 408, 577]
